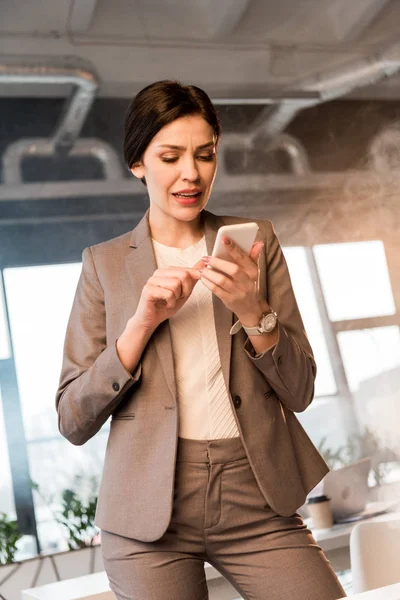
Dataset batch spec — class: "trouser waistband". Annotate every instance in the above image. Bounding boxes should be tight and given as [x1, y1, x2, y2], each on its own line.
[176, 436, 246, 464]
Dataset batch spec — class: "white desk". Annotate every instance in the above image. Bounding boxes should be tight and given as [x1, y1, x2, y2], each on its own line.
[21, 563, 237, 600]
[341, 581, 400, 599]
[21, 572, 114, 600]
[21, 510, 400, 599]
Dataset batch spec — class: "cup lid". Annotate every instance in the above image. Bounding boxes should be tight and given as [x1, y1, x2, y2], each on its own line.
[307, 494, 331, 504]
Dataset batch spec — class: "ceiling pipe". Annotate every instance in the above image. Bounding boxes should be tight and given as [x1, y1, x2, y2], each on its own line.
[211, 90, 321, 105]
[218, 132, 310, 176]
[2, 138, 124, 185]
[0, 56, 126, 183]
[0, 55, 99, 153]
[263, 133, 310, 175]
[249, 42, 400, 148]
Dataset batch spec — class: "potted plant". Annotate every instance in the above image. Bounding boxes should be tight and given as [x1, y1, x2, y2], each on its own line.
[30, 474, 103, 581]
[56, 481, 99, 550]
[0, 512, 23, 565]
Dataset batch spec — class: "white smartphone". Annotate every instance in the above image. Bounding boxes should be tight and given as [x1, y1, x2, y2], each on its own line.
[211, 222, 259, 261]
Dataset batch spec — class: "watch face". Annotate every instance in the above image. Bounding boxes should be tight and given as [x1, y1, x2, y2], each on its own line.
[261, 312, 277, 332]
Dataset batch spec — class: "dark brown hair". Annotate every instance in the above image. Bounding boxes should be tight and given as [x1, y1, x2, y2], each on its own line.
[124, 80, 221, 184]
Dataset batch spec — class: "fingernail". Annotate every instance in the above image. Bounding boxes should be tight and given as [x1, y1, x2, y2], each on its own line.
[202, 256, 210, 262]
[222, 236, 231, 245]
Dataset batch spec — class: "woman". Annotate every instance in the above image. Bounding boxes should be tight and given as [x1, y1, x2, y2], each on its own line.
[56, 80, 346, 600]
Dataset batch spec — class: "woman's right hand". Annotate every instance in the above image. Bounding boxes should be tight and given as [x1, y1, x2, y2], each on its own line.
[116, 258, 206, 373]
[131, 258, 207, 333]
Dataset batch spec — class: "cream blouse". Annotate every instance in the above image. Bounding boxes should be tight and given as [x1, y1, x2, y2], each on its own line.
[152, 236, 240, 440]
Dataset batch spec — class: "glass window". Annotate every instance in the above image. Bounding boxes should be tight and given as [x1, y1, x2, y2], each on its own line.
[3, 263, 82, 440]
[283, 247, 337, 397]
[337, 326, 400, 392]
[0, 387, 16, 516]
[0, 277, 11, 360]
[3, 263, 109, 552]
[313, 241, 396, 321]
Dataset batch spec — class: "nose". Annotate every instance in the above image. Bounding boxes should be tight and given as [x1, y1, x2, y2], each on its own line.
[181, 156, 200, 182]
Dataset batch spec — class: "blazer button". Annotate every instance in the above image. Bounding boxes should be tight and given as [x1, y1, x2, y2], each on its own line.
[112, 382, 120, 392]
[277, 355, 283, 366]
[233, 395, 242, 409]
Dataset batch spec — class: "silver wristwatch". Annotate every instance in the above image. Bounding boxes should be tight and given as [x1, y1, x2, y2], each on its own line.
[230, 309, 278, 336]
[243, 309, 278, 336]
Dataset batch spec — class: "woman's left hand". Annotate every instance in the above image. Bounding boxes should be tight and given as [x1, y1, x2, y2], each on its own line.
[199, 236, 267, 326]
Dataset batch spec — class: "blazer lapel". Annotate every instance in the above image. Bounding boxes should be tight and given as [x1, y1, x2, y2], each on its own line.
[203, 211, 234, 394]
[124, 210, 177, 402]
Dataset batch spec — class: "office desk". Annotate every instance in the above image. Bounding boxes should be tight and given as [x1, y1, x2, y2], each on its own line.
[21, 563, 239, 600]
[308, 509, 400, 572]
[341, 581, 400, 599]
[21, 572, 113, 600]
[21, 510, 400, 599]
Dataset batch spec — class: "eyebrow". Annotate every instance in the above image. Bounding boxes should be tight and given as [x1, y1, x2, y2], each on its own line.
[157, 142, 215, 151]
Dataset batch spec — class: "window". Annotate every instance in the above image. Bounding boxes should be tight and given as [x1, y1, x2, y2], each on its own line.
[0, 278, 15, 516]
[2, 263, 108, 553]
[0, 387, 15, 516]
[338, 327, 400, 393]
[0, 277, 11, 360]
[313, 241, 395, 321]
[283, 240, 400, 478]
[283, 246, 336, 397]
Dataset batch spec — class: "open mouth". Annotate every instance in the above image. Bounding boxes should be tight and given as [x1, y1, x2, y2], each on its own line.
[172, 191, 202, 200]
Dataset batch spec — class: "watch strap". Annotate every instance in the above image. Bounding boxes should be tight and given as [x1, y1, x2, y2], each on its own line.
[229, 309, 278, 336]
[229, 319, 243, 335]
[242, 324, 263, 335]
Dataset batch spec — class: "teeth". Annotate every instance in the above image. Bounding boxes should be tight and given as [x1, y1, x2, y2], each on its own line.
[175, 193, 199, 198]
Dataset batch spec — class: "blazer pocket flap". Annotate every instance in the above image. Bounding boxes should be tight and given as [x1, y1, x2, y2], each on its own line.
[112, 414, 136, 420]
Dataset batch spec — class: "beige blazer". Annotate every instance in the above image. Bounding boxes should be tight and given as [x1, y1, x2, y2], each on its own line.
[56, 209, 329, 542]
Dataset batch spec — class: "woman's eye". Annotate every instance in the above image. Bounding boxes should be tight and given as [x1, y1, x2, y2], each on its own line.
[197, 154, 215, 161]
[161, 157, 179, 163]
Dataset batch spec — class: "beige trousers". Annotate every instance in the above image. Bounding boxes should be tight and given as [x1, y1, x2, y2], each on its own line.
[101, 437, 346, 600]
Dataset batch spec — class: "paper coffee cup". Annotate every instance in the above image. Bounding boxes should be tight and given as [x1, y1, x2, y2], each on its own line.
[307, 494, 333, 529]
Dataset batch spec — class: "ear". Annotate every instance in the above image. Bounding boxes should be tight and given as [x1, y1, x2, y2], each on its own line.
[130, 162, 145, 180]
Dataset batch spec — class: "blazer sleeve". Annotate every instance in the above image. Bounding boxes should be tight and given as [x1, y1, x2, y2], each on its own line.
[55, 247, 142, 446]
[243, 219, 317, 412]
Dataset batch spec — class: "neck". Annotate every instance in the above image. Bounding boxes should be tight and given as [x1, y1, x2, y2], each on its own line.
[148, 208, 205, 248]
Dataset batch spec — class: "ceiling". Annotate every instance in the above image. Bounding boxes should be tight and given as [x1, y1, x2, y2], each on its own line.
[1, 0, 400, 101]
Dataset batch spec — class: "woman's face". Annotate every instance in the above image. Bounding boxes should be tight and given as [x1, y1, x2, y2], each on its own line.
[131, 115, 218, 226]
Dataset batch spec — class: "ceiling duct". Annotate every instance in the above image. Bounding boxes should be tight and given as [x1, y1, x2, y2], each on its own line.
[2, 138, 124, 185]
[0, 55, 99, 152]
[218, 132, 310, 176]
[0, 55, 125, 182]
[249, 42, 400, 148]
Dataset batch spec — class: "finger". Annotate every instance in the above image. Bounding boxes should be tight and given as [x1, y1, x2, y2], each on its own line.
[221, 235, 247, 263]
[201, 255, 239, 278]
[148, 276, 182, 300]
[193, 258, 208, 272]
[200, 264, 234, 293]
[199, 270, 232, 302]
[249, 241, 264, 263]
[155, 266, 202, 282]
[201, 252, 259, 279]
[146, 283, 177, 309]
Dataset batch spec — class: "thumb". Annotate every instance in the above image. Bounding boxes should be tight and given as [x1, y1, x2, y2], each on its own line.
[192, 257, 208, 271]
[185, 259, 207, 283]
[250, 241, 264, 263]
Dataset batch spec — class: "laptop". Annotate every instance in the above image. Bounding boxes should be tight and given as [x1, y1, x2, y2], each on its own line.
[322, 457, 372, 522]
